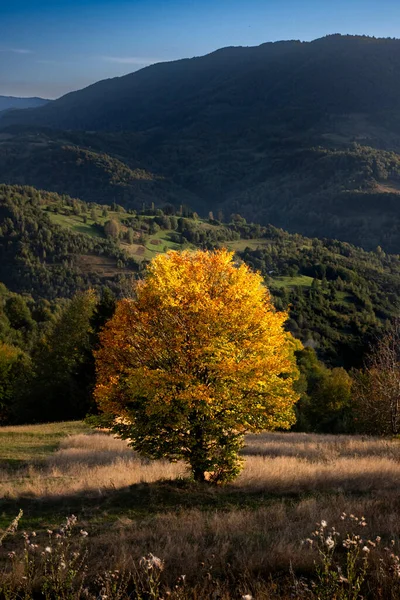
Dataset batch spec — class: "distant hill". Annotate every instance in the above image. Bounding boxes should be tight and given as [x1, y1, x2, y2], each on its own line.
[4, 35, 400, 132]
[4, 35, 400, 250]
[0, 128, 195, 211]
[2, 183, 400, 368]
[0, 96, 50, 113]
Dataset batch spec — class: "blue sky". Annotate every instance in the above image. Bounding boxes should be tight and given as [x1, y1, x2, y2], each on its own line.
[1, 0, 400, 99]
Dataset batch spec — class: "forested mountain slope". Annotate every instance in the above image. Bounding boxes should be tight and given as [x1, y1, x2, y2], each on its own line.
[3, 36, 400, 249]
[0, 129, 194, 210]
[3, 35, 400, 133]
[0, 185, 137, 299]
[1, 183, 400, 368]
[0, 96, 49, 113]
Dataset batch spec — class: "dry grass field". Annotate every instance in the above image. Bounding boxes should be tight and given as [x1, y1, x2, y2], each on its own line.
[2, 423, 400, 597]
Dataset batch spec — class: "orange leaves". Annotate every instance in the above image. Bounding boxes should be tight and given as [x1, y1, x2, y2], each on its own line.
[94, 249, 302, 481]
[0, 343, 21, 363]
[94, 248, 300, 433]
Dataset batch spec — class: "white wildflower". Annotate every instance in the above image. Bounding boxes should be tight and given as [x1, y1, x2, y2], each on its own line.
[325, 536, 335, 550]
[305, 538, 314, 545]
[140, 553, 164, 571]
[45, 546, 52, 554]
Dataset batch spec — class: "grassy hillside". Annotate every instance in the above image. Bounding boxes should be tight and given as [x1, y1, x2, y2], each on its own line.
[0, 185, 138, 299]
[1, 132, 400, 252]
[2, 423, 400, 598]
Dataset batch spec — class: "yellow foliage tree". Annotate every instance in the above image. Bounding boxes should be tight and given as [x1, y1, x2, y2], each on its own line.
[94, 249, 300, 482]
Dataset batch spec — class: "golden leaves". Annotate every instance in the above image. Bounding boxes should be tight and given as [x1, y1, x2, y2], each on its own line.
[94, 249, 301, 432]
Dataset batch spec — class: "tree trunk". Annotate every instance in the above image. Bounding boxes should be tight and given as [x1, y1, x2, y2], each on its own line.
[189, 413, 208, 483]
[192, 466, 206, 482]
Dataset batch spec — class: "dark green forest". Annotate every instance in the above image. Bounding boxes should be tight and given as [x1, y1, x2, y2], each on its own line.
[3, 130, 400, 251]
[0, 183, 399, 431]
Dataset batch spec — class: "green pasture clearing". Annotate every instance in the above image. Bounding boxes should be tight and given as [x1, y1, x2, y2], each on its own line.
[270, 275, 314, 289]
[46, 212, 104, 238]
[125, 230, 189, 261]
[226, 238, 271, 252]
[0, 421, 89, 467]
[144, 230, 183, 257]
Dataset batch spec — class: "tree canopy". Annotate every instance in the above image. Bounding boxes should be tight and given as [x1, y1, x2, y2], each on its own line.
[94, 249, 300, 483]
[353, 320, 400, 435]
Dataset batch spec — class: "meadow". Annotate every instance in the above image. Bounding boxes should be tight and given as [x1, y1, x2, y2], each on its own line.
[2, 423, 400, 598]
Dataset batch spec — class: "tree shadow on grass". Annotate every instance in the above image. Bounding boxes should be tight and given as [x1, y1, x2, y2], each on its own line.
[0, 478, 315, 530]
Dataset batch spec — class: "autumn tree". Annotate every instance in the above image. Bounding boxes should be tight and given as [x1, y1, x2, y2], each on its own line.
[95, 249, 300, 483]
[104, 219, 120, 240]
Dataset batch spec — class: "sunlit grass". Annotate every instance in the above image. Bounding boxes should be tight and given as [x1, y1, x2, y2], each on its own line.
[47, 212, 104, 237]
[3, 423, 400, 585]
[225, 238, 272, 252]
[270, 274, 314, 288]
[0, 421, 89, 466]
[3, 426, 400, 500]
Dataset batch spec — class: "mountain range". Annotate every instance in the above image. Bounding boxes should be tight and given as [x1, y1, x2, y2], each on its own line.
[3, 35, 400, 132]
[2, 35, 400, 251]
[0, 96, 50, 113]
